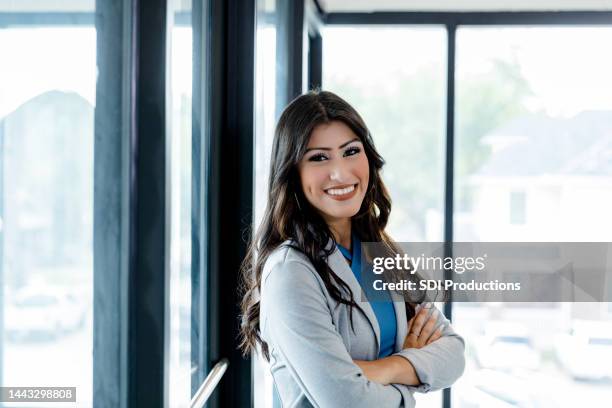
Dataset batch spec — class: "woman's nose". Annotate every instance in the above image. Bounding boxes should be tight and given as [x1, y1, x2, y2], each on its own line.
[329, 161, 349, 182]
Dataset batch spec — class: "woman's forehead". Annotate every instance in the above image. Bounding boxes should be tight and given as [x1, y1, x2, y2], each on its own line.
[307, 121, 360, 148]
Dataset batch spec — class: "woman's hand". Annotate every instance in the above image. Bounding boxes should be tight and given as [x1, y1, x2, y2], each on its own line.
[403, 304, 443, 349]
[354, 304, 446, 386]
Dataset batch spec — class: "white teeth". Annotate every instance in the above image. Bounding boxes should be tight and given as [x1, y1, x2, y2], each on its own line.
[326, 184, 356, 196]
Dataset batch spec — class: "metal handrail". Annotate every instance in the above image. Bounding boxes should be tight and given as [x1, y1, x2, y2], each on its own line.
[190, 358, 229, 408]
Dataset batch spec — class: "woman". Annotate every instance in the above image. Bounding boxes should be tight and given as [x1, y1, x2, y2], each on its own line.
[240, 90, 465, 407]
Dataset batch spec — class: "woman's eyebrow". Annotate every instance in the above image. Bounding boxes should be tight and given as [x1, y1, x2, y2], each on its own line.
[305, 138, 360, 153]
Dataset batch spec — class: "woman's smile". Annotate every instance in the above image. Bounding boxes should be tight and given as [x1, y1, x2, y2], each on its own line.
[324, 183, 358, 200]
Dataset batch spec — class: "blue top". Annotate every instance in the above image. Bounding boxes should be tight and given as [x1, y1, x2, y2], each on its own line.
[337, 233, 397, 358]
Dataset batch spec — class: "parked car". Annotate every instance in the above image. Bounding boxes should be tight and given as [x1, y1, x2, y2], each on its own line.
[555, 320, 612, 381]
[5, 286, 87, 341]
[474, 322, 540, 371]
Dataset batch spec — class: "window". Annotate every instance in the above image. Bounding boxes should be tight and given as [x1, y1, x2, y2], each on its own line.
[253, 1, 278, 407]
[453, 26, 612, 408]
[509, 191, 526, 225]
[0, 5, 96, 406]
[167, 0, 193, 406]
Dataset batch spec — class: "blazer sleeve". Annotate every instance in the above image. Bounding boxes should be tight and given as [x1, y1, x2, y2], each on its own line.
[261, 260, 416, 408]
[391, 305, 466, 393]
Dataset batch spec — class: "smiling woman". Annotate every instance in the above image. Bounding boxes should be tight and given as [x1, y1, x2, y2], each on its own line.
[298, 121, 369, 248]
[239, 90, 465, 407]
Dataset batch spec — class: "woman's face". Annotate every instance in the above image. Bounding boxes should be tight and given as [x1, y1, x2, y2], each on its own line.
[297, 120, 370, 225]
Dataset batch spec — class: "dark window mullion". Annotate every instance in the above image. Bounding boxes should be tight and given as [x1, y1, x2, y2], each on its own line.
[128, 0, 169, 406]
[307, 32, 322, 90]
[207, 0, 255, 407]
[93, 0, 134, 406]
[443, 22, 456, 408]
[275, 0, 305, 118]
[191, 0, 209, 398]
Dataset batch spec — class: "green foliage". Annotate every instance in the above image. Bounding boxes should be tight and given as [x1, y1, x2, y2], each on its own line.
[456, 58, 532, 188]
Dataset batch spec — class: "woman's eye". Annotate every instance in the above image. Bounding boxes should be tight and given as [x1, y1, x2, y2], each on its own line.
[308, 153, 328, 162]
[344, 146, 361, 157]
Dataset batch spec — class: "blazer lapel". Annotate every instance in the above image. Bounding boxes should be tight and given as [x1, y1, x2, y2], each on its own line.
[326, 244, 381, 353]
[390, 290, 408, 352]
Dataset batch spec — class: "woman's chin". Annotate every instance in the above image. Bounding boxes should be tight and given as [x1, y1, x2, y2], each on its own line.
[319, 207, 361, 222]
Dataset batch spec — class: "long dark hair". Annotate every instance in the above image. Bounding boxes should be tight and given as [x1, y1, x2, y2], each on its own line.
[239, 90, 419, 361]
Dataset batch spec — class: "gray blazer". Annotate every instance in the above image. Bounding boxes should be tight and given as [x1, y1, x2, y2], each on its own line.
[259, 240, 466, 408]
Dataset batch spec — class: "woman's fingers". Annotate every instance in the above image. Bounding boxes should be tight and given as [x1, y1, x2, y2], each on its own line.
[403, 317, 416, 348]
[408, 306, 430, 338]
[405, 304, 445, 349]
[417, 309, 439, 346]
[426, 326, 443, 345]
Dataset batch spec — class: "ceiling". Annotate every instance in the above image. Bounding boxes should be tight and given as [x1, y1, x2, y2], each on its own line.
[317, 0, 612, 12]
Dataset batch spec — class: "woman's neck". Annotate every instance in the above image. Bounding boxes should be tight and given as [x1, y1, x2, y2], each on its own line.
[328, 218, 352, 249]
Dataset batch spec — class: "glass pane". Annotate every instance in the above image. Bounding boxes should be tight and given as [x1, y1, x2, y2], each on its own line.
[167, 0, 192, 406]
[324, 25, 447, 408]
[253, 1, 277, 407]
[323, 26, 447, 243]
[0, 9, 96, 408]
[453, 26, 612, 408]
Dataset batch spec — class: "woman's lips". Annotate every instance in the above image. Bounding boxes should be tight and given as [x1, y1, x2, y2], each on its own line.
[324, 183, 358, 201]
